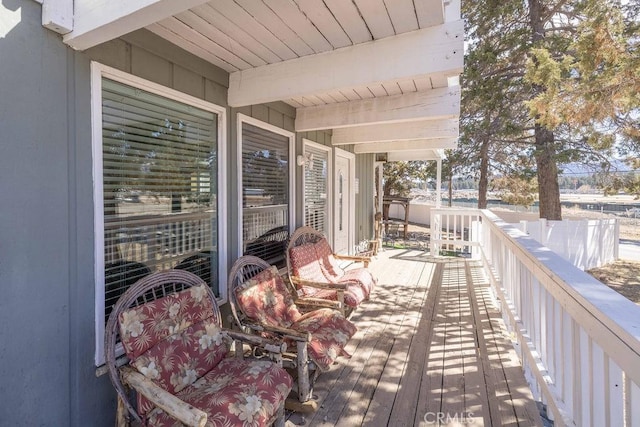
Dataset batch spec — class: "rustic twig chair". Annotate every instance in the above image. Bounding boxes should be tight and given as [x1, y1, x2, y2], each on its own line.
[105, 269, 293, 427]
[244, 225, 289, 268]
[228, 255, 357, 408]
[286, 226, 377, 316]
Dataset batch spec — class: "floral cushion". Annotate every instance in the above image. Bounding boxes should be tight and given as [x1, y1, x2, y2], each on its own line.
[289, 240, 371, 306]
[131, 318, 228, 397]
[145, 358, 293, 427]
[119, 284, 218, 360]
[313, 239, 345, 279]
[291, 308, 357, 371]
[234, 266, 301, 328]
[338, 268, 377, 298]
[303, 286, 366, 308]
[289, 243, 327, 292]
[119, 284, 228, 411]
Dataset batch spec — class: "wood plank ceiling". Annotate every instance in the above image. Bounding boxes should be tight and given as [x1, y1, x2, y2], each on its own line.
[54, 0, 463, 159]
[146, 0, 457, 109]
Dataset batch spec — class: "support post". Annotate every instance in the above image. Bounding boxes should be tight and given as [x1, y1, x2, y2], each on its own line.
[436, 159, 442, 208]
[377, 163, 384, 215]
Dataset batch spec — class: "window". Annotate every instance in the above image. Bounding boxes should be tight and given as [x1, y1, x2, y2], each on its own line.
[239, 115, 294, 268]
[92, 63, 226, 365]
[303, 140, 331, 237]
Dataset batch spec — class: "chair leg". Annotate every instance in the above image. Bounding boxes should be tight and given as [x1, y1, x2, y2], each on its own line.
[116, 395, 130, 427]
[296, 341, 311, 402]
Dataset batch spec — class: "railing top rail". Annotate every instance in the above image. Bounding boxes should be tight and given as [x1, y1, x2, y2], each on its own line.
[243, 204, 288, 212]
[431, 207, 482, 213]
[479, 209, 640, 377]
[105, 211, 212, 228]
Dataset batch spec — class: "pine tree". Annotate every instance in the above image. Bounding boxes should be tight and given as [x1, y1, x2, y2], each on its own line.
[460, 0, 638, 217]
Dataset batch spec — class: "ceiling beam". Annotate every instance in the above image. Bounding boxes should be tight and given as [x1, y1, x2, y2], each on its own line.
[296, 85, 460, 131]
[228, 20, 464, 107]
[332, 119, 458, 145]
[353, 138, 457, 154]
[42, 0, 73, 34]
[388, 150, 442, 161]
[62, 0, 210, 50]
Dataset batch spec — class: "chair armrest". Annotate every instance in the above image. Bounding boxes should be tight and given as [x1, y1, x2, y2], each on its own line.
[295, 297, 343, 311]
[290, 276, 348, 291]
[333, 254, 371, 267]
[240, 321, 311, 342]
[225, 330, 287, 354]
[121, 366, 207, 427]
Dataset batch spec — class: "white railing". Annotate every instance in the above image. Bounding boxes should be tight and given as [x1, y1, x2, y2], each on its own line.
[105, 211, 213, 269]
[431, 207, 640, 427]
[242, 204, 288, 242]
[515, 218, 619, 270]
[430, 208, 482, 257]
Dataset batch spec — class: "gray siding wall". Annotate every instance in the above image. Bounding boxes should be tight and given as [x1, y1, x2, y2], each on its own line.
[0, 4, 374, 425]
[0, 9, 236, 424]
[356, 154, 376, 244]
[0, 2, 94, 425]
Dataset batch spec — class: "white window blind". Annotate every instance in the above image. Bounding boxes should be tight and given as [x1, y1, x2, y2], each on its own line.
[304, 145, 329, 235]
[241, 122, 289, 267]
[101, 78, 219, 324]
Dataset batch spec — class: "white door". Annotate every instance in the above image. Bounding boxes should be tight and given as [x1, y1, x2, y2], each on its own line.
[334, 149, 355, 254]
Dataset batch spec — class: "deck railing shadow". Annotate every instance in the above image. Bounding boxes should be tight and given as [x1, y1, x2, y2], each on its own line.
[431, 207, 640, 426]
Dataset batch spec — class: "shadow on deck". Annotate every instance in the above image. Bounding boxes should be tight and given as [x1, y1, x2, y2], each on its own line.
[286, 248, 543, 427]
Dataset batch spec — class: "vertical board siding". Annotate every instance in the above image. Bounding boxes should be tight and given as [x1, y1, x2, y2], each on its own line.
[355, 153, 375, 246]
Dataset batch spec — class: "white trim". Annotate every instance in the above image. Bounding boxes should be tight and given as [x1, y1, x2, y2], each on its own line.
[331, 119, 459, 145]
[353, 138, 458, 154]
[42, 0, 73, 34]
[236, 114, 296, 262]
[333, 148, 356, 254]
[93, 63, 228, 114]
[91, 62, 227, 366]
[302, 139, 332, 242]
[436, 159, 442, 208]
[91, 62, 106, 367]
[386, 150, 442, 161]
[63, 0, 209, 50]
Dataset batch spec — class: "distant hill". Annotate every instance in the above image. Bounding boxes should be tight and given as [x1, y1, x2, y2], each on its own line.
[560, 159, 631, 176]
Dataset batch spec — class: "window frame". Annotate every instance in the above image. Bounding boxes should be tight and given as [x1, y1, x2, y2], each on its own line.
[236, 114, 295, 262]
[91, 62, 227, 366]
[302, 138, 332, 240]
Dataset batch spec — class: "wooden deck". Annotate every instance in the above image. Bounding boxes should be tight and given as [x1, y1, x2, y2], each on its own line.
[286, 248, 543, 426]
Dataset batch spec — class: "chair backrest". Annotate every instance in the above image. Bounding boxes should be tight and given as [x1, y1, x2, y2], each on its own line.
[104, 260, 151, 322]
[287, 227, 344, 283]
[286, 227, 325, 276]
[314, 238, 345, 280]
[229, 255, 302, 330]
[105, 270, 224, 423]
[244, 225, 290, 268]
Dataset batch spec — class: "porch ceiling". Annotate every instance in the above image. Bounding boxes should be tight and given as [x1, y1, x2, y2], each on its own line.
[55, 0, 463, 160]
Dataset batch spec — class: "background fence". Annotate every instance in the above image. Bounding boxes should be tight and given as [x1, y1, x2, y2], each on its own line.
[514, 218, 619, 271]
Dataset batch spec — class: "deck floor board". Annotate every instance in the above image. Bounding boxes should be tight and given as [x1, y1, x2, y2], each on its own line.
[286, 248, 542, 426]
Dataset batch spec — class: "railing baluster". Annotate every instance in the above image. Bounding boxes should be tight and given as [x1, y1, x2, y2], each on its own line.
[430, 206, 639, 427]
[592, 342, 606, 427]
[627, 376, 640, 427]
[608, 357, 624, 427]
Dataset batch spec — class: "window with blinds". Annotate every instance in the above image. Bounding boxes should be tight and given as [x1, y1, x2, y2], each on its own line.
[241, 122, 290, 267]
[304, 144, 330, 235]
[101, 77, 219, 325]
